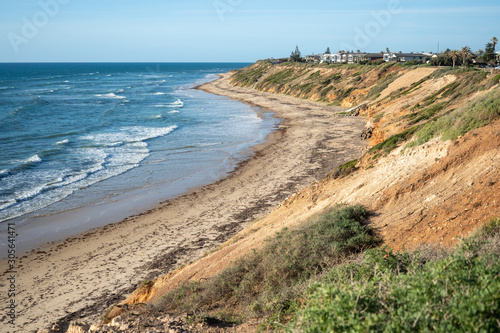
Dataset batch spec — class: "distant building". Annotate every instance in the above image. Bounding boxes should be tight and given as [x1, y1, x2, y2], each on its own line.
[320, 53, 342, 64]
[305, 54, 322, 63]
[360, 53, 384, 62]
[383, 52, 432, 63]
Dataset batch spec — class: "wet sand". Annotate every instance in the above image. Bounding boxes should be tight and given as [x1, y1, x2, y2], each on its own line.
[0, 72, 366, 332]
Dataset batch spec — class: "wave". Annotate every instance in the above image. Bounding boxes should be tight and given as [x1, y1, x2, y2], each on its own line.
[81, 125, 178, 146]
[94, 93, 127, 99]
[24, 154, 42, 164]
[0, 155, 43, 179]
[154, 98, 184, 108]
[168, 110, 180, 114]
[56, 139, 69, 145]
[153, 92, 165, 95]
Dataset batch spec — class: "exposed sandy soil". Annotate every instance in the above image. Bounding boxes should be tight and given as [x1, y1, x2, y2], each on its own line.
[0, 73, 366, 332]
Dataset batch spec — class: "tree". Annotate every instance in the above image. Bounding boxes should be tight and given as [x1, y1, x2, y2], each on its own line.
[325, 47, 331, 54]
[483, 42, 496, 63]
[492, 37, 498, 51]
[386, 47, 390, 54]
[460, 46, 473, 67]
[290, 46, 303, 62]
[450, 50, 459, 68]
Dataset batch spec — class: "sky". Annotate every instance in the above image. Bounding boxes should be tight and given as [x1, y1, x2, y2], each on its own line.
[0, 0, 499, 62]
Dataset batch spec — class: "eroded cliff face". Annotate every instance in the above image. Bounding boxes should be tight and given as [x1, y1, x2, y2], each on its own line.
[43, 63, 500, 332]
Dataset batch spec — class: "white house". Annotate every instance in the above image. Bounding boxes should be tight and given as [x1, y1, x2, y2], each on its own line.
[383, 52, 431, 63]
[321, 53, 342, 64]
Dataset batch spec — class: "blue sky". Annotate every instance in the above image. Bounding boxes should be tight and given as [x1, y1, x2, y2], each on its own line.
[0, 0, 498, 62]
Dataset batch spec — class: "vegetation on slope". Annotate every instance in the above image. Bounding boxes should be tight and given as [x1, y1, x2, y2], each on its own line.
[151, 206, 499, 331]
[291, 219, 500, 332]
[407, 86, 500, 148]
[155, 205, 380, 324]
[230, 61, 404, 105]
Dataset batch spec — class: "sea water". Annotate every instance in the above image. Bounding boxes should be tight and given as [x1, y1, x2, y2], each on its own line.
[0, 63, 278, 251]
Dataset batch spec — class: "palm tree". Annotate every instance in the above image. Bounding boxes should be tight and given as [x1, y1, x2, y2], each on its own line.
[450, 50, 459, 68]
[492, 37, 498, 51]
[460, 46, 473, 67]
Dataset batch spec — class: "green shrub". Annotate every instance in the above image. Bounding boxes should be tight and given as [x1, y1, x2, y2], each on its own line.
[292, 236, 500, 332]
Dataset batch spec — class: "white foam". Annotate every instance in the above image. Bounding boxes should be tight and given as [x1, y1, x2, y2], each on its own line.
[95, 93, 127, 99]
[153, 92, 165, 95]
[168, 110, 180, 114]
[0, 199, 16, 211]
[56, 139, 69, 145]
[25, 155, 42, 164]
[154, 98, 184, 108]
[154, 115, 162, 119]
[81, 125, 178, 146]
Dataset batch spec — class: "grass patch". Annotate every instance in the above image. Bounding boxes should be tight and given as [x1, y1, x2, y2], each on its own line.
[407, 101, 448, 124]
[156, 205, 380, 323]
[369, 126, 421, 154]
[290, 232, 500, 332]
[321, 73, 342, 85]
[231, 63, 271, 87]
[407, 87, 500, 148]
[260, 68, 296, 86]
[326, 159, 359, 179]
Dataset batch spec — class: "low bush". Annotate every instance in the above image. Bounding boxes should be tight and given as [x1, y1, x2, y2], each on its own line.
[291, 231, 500, 332]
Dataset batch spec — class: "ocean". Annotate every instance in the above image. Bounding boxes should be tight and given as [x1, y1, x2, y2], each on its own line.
[0, 63, 278, 251]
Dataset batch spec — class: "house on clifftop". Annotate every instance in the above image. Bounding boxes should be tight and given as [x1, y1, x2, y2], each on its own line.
[383, 52, 432, 64]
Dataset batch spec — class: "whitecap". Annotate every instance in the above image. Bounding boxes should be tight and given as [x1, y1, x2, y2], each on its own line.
[154, 115, 162, 119]
[81, 125, 178, 146]
[154, 99, 184, 108]
[94, 93, 127, 99]
[153, 92, 165, 95]
[168, 110, 180, 114]
[24, 155, 42, 164]
[56, 139, 69, 145]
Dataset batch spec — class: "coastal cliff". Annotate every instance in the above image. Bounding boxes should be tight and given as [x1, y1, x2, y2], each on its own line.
[33, 62, 500, 332]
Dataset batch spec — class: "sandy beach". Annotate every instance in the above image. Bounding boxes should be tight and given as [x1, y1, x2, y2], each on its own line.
[0, 72, 366, 332]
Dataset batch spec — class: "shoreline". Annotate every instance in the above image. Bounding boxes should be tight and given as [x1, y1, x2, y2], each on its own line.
[0, 85, 277, 254]
[0, 72, 367, 331]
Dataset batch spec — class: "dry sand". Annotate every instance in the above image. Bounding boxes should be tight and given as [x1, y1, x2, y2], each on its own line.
[0, 73, 367, 332]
